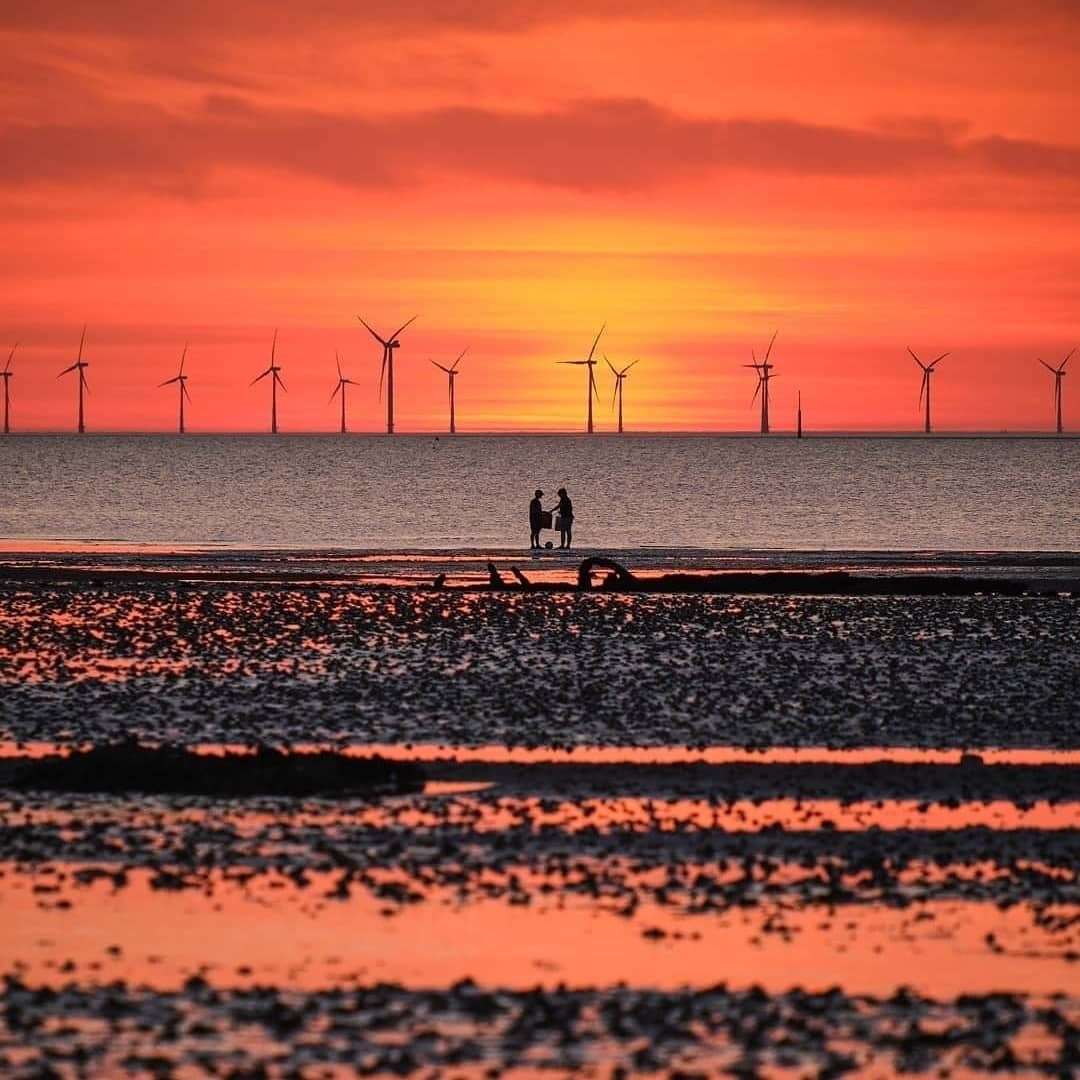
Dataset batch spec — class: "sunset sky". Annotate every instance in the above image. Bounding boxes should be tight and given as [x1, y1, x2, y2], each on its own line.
[3, 2, 1078, 432]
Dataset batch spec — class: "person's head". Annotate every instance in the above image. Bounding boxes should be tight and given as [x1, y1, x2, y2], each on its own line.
[557, 487, 567, 497]
[534, 489, 543, 498]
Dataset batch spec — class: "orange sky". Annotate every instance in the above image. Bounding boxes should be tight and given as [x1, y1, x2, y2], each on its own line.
[2, 2, 1078, 432]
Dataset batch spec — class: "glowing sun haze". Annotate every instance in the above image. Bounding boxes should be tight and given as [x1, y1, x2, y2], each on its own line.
[3, 1, 1078, 432]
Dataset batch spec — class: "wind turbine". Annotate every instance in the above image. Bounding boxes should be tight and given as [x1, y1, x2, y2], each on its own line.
[356, 315, 417, 434]
[159, 344, 191, 434]
[559, 324, 605, 433]
[606, 356, 639, 434]
[908, 347, 949, 434]
[1039, 349, 1072, 434]
[796, 390, 803, 439]
[744, 331, 778, 434]
[431, 348, 466, 434]
[58, 325, 90, 433]
[251, 330, 286, 434]
[329, 351, 359, 434]
[1, 343, 14, 434]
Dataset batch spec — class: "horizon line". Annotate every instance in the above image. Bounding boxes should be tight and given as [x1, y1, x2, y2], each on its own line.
[1, 428, 1075, 438]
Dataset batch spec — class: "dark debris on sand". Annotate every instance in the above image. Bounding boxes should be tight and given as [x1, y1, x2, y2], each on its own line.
[5, 792, 1078, 913]
[2, 586, 1078, 748]
[1, 976, 1076, 1078]
[4, 742, 424, 798]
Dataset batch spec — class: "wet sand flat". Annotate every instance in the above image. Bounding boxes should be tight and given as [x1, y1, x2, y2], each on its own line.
[1, 576, 1077, 1076]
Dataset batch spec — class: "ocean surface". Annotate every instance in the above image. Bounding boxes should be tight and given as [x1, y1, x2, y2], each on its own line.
[1, 433, 1077, 552]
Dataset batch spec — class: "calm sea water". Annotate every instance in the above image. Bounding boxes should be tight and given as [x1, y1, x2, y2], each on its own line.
[1, 434, 1077, 552]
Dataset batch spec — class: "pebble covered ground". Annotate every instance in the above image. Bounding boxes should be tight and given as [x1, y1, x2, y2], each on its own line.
[1, 585, 1078, 747]
[1, 579, 1078, 1076]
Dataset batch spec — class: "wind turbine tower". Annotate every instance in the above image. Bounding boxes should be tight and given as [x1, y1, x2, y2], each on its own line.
[744, 331, 778, 434]
[329, 351, 359, 434]
[1, 344, 14, 434]
[58, 326, 90, 433]
[431, 348, 466, 434]
[606, 356, 639, 434]
[1039, 349, 1072, 434]
[357, 315, 417, 434]
[559, 324, 605, 433]
[796, 390, 803, 439]
[159, 344, 191, 433]
[251, 330, 287, 433]
[908, 347, 949, 434]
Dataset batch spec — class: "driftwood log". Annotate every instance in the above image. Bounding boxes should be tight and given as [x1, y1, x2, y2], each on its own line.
[577, 557, 638, 591]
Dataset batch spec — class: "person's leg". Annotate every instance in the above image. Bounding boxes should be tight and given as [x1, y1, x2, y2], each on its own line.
[566, 523, 572, 549]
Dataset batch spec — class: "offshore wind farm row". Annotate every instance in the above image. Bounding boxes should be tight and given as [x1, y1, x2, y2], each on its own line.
[1, 319, 1073, 436]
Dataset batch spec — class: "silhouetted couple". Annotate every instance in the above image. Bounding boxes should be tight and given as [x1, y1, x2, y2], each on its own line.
[529, 487, 574, 550]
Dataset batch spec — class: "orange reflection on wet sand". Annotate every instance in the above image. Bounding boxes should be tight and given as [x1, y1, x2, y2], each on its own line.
[4, 741, 1077, 765]
[4, 867, 1072, 998]
[6, 796, 1075, 842]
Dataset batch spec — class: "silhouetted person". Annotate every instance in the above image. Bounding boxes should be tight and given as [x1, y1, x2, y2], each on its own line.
[529, 489, 545, 549]
[554, 487, 574, 549]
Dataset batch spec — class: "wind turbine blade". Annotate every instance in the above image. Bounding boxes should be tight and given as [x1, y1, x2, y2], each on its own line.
[1061, 348, 1075, 370]
[77, 325, 86, 363]
[611, 381, 619, 410]
[58, 363, 78, 377]
[1039, 359, 1057, 374]
[251, 368, 271, 386]
[559, 360, 586, 366]
[378, 355, 386, 400]
[357, 316, 389, 347]
[763, 330, 778, 364]
[624, 360, 639, 373]
[918, 371, 927, 406]
[907, 346, 926, 370]
[451, 347, 467, 371]
[271, 329, 277, 365]
[389, 315, 417, 341]
[336, 351, 342, 379]
[159, 376, 180, 387]
[930, 352, 949, 367]
[275, 373, 287, 392]
[80, 372, 90, 394]
[586, 323, 605, 363]
[590, 366, 598, 400]
[182, 383, 192, 403]
[330, 382, 341, 403]
[431, 360, 451, 373]
[179, 344, 188, 375]
[4, 342, 16, 372]
[750, 378, 761, 406]
[605, 356, 617, 376]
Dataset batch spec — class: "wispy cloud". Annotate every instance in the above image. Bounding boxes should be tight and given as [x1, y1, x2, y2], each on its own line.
[3, 94, 1079, 196]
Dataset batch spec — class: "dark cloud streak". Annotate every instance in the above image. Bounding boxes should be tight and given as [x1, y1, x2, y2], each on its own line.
[3, 96, 1079, 196]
